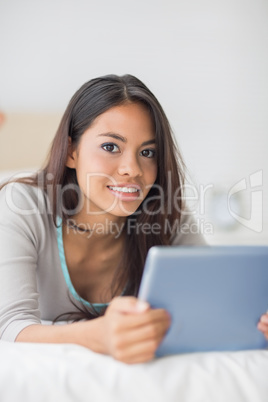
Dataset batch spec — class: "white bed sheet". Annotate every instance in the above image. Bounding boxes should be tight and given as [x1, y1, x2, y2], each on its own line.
[0, 341, 267, 402]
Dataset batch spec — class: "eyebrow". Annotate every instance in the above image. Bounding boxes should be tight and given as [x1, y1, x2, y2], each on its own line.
[97, 132, 156, 146]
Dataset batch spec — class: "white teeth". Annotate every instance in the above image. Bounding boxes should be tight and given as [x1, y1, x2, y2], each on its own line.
[108, 186, 139, 193]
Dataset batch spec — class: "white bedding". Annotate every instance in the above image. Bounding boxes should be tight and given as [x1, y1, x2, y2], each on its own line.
[0, 341, 267, 402]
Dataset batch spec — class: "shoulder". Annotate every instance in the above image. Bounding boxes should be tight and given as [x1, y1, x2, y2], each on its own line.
[0, 182, 55, 249]
[0, 182, 50, 216]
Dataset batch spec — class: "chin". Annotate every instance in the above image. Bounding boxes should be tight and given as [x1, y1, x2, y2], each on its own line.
[109, 208, 138, 217]
[100, 200, 142, 218]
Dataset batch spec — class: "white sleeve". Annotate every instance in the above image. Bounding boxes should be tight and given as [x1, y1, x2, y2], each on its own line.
[0, 183, 42, 341]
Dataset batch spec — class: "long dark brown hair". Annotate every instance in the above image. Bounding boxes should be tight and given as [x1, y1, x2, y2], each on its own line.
[1, 74, 186, 319]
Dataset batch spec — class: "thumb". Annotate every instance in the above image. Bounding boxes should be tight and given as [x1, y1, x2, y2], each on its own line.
[109, 296, 150, 314]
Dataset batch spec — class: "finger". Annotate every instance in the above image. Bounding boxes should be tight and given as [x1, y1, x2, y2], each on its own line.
[107, 308, 171, 363]
[119, 315, 170, 348]
[108, 296, 150, 314]
[110, 311, 170, 356]
[112, 308, 170, 332]
[260, 314, 268, 324]
[113, 337, 160, 364]
[257, 321, 268, 333]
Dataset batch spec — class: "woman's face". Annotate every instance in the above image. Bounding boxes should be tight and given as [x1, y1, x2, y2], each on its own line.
[67, 102, 157, 219]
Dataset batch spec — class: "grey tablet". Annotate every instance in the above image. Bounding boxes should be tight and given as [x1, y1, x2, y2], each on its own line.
[138, 246, 268, 356]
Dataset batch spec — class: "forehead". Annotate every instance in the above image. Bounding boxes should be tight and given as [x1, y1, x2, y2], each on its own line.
[88, 102, 155, 138]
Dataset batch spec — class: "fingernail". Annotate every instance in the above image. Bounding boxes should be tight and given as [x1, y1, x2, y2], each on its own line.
[136, 300, 149, 312]
[261, 315, 268, 324]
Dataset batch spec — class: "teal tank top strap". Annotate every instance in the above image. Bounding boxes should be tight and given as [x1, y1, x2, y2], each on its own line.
[56, 217, 108, 312]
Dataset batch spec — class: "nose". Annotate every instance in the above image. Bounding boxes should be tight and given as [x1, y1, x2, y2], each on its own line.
[117, 153, 142, 177]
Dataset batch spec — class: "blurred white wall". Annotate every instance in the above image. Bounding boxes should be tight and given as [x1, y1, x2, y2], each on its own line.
[0, 0, 267, 244]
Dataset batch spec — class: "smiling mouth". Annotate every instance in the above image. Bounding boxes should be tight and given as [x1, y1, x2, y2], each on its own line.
[107, 186, 140, 193]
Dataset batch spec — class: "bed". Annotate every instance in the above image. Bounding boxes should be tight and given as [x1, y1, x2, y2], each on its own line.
[1, 339, 268, 402]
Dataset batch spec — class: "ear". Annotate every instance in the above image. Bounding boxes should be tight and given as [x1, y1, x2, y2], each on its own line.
[0, 112, 5, 127]
[66, 136, 77, 169]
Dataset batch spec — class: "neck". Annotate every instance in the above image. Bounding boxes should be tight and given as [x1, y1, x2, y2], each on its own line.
[62, 218, 125, 262]
[66, 220, 92, 233]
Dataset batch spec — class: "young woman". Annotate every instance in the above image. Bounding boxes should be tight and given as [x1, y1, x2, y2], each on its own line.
[0, 75, 267, 364]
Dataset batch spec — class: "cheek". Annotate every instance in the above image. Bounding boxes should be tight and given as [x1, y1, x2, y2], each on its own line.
[77, 153, 116, 176]
[148, 163, 157, 184]
[75, 157, 115, 192]
[143, 165, 157, 195]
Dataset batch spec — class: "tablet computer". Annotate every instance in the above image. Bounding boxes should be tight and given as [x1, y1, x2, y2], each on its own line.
[138, 246, 268, 356]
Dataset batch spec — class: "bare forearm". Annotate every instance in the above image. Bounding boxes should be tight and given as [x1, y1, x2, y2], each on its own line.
[15, 317, 106, 354]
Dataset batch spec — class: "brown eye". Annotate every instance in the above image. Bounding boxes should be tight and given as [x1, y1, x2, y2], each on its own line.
[102, 143, 119, 153]
[141, 149, 156, 158]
